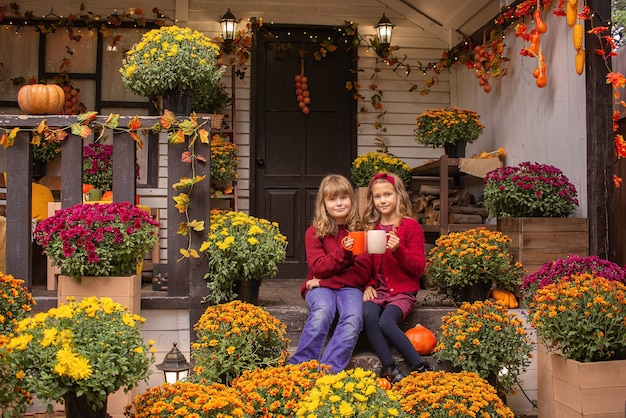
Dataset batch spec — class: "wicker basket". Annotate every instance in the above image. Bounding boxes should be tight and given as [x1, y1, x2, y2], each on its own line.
[207, 113, 224, 130]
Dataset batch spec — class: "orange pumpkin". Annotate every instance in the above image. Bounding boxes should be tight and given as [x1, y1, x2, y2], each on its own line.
[17, 84, 65, 115]
[405, 324, 437, 355]
[377, 377, 392, 390]
[82, 184, 94, 194]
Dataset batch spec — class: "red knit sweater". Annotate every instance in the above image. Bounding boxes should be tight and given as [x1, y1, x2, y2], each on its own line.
[300, 224, 373, 298]
[368, 217, 426, 295]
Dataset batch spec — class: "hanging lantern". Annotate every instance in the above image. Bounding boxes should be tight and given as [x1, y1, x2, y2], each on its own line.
[220, 9, 239, 42]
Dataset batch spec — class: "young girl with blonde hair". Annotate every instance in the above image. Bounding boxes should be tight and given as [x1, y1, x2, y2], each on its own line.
[288, 174, 372, 372]
[362, 172, 431, 384]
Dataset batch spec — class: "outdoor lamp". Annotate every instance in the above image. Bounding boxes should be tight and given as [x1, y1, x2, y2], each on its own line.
[220, 9, 239, 42]
[156, 342, 193, 383]
[375, 14, 394, 47]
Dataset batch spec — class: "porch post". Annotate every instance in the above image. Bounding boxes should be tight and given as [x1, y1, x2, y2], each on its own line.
[585, 0, 615, 260]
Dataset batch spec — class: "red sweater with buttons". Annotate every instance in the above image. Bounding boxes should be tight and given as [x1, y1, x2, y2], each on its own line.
[300, 224, 373, 298]
[368, 217, 426, 295]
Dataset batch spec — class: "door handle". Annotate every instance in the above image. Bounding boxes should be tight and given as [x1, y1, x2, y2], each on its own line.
[256, 157, 265, 168]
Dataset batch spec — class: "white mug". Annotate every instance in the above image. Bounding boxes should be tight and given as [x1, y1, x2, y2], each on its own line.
[367, 230, 387, 254]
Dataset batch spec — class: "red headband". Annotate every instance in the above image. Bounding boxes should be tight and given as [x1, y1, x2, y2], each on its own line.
[369, 172, 395, 189]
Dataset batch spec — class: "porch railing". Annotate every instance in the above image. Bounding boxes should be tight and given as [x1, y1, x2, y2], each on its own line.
[0, 114, 210, 335]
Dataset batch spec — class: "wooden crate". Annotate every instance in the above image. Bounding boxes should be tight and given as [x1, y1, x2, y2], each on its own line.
[551, 354, 626, 417]
[497, 217, 589, 276]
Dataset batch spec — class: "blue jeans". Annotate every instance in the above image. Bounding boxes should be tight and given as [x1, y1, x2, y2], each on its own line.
[288, 287, 363, 372]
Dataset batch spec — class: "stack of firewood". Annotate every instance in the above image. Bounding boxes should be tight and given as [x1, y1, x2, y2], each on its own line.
[412, 184, 488, 225]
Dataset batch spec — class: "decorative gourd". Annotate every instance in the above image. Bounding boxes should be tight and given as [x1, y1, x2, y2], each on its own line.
[405, 324, 437, 355]
[101, 190, 113, 201]
[17, 84, 65, 115]
[491, 289, 519, 309]
[82, 184, 94, 194]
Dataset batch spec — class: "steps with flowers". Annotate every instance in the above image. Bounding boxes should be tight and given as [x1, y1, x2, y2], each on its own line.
[259, 279, 455, 374]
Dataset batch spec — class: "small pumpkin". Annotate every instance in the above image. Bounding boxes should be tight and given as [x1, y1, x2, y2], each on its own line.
[82, 183, 94, 194]
[491, 289, 519, 309]
[377, 377, 392, 390]
[101, 190, 113, 201]
[405, 323, 437, 355]
[17, 84, 65, 115]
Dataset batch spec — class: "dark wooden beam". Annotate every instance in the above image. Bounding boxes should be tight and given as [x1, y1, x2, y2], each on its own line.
[585, 0, 615, 260]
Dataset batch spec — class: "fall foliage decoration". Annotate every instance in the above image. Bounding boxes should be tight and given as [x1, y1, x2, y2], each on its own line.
[295, 55, 311, 115]
[61, 81, 85, 115]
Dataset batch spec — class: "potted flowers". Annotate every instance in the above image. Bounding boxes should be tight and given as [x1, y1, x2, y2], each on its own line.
[528, 273, 626, 416]
[125, 381, 252, 417]
[483, 161, 579, 218]
[192, 81, 232, 129]
[520, 254, 625, 307]
[189, 301, 289, 385]
[484, 161, 587, 275]
[0, 274, 35, 335]
[426, 227, 524, 302]
[350, 151, 412, 188]
[392, 370, 514, 417]
[120, 25, 225, 112]
[295, 367, 405, 417]
[414, 107, 484, 157]
[34, 202, 159, 278]
[201, 210, 287, 305]
[6, 296, 154, 417]
[0, 274, 35, 416]
[231, 360, 329, 417]
[210, 133, 239, 196]
[433, 300, 534, 396]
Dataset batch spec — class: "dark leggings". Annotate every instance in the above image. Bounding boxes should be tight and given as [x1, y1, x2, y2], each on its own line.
[363, 301, 423, 368]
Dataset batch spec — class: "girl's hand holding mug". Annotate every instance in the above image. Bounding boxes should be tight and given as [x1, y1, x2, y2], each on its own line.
[386, 231, 400, 252]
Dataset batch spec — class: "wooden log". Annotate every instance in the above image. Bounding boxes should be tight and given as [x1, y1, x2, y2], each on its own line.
[449, 190, 474, 206]
[448, 205, 489, 217]
[413, 196, 430, 213]
[448, 213, 484, 224]
[424, 206, 439, 225]
[419, 185, 463, 196]
[432, 199, 440, 210]
[419, 185, 442, 196]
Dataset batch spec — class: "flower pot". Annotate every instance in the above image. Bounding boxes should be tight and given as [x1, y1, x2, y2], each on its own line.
[57, 274, 141, 315]
[550, 353, 626, 417]
[453, 282, 492, 303]
[497, 217, 589, 276]
[444, 142, 466, 158]
[162, 89, 193, 116]
[537, 341, 555, 418]
[63, 392, 107, 418]
[56, 275, 141, 417]
[233, 278, 262, 305]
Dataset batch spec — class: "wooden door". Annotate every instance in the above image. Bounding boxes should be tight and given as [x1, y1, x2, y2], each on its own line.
[251, 25, 356, 278]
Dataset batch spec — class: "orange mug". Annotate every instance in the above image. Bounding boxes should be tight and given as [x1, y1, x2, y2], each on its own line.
[348, 231, 367, 255]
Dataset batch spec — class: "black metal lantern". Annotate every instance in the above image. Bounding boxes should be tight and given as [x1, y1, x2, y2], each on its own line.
[156, 342, 192, 383]
[220, 9, 239, 42]
[375, 13, 395, 47]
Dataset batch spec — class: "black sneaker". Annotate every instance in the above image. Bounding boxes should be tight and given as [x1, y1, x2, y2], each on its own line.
[380, 362, 406, 384]
[411, 362, 433, 373]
